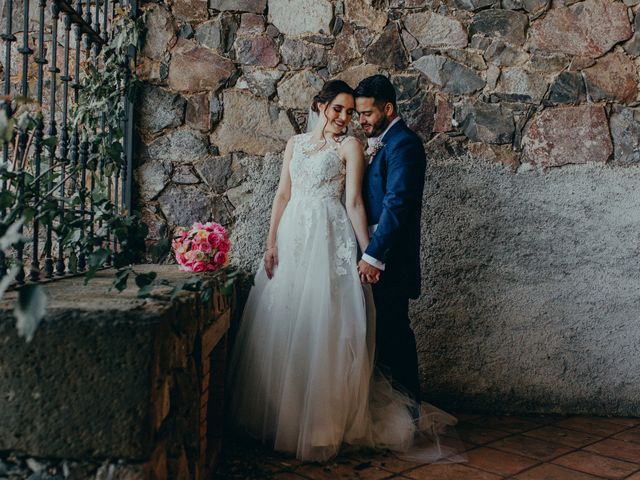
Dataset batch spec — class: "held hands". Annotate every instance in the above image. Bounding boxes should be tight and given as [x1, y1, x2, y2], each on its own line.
[264, 246, 278, 279]
[357, 259, 381, 285]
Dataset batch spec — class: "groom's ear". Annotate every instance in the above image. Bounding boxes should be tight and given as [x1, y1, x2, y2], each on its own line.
[384, 101, 396, 117]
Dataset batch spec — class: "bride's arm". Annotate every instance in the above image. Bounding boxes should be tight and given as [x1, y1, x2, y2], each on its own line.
[264, 137, 294, 278]
[343, 138, 370, 253]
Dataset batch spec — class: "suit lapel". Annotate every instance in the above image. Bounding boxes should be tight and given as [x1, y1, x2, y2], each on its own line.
[381, 118, 405, 144]
[368, 119, 404, 168]
[369, 145, 384, 166]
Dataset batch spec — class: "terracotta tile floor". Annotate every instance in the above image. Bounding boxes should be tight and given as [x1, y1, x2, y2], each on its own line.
[215, 415, 640, 479]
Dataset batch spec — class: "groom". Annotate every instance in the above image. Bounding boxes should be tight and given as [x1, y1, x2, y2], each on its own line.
[354, 75, 427, 404]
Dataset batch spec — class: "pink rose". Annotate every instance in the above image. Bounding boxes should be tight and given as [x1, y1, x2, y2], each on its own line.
[207, 232, 220, 248]
[192, 261, 206, 272]
[175, 252, 187, 264]
[218, 239, 231, 254]
[214, 251, 227, 266]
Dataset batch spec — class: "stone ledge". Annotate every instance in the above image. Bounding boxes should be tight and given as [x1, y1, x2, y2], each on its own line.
[0, 264, 234, 479]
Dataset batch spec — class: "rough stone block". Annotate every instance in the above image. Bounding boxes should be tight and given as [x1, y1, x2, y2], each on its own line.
[399, 91, 435, 142]
[413, 55, 485, 95]
[457, 101, 515, 144]
[186, 94, 210, 131]
[137, 85, 186, 135]
[268, 0, 333, 35]
[234, 34, 280, 68]
[0, 309, 157, 459]
[277, 70, 325, 110]
[610, 106, 640, 164]
[404, 11, 468, 49]
[548, 71, 586, 104]
[469, 9, 528, 45]
[344, 0, 387, 31]
[236, 69, 283, 98]
[141, 5, 177, 61]
[495, 68, 548, 103]
[364, 24, 408, 70]
[280, 38, 327, 69]
[528, 0, 632, 57]
[158, 184, 231, 227]
[171, 0, 208, 22]
[522, 105, 612, 167]
[139, 129, 209, 166]
[194, 14, 238, 52]
[0, 266, 234, 479]
[210, 89, 295, 155]
[135, 158, 171, 201]
[168, 41, 236, 93]
[582, 51, 637, 104]
[209, 0, 266, 13]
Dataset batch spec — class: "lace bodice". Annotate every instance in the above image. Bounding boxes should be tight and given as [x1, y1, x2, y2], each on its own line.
[289, 133, 354, 201]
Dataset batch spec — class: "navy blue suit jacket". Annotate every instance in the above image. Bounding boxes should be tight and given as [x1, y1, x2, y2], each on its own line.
[363, 120, 427, 299]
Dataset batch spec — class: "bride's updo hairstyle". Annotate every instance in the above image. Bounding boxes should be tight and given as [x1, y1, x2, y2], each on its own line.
[311, 79, 354, 113]
[310, 80, 354, 138]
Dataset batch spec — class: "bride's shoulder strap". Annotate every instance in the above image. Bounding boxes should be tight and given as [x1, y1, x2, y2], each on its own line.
[291, 132, 309, 147]
[338, 135, 363, 149]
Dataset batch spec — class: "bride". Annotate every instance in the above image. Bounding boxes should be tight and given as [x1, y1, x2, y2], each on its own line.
[227, 80, 458, 462]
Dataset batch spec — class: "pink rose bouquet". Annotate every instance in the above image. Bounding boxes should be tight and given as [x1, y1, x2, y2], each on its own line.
[172, 222, 231, 273]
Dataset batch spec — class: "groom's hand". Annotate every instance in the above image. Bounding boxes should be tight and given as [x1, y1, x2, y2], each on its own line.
[358, 259, 381, 284]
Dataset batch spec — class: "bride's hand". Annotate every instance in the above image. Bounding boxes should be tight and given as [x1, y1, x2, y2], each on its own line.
[264, 246, 278, 279]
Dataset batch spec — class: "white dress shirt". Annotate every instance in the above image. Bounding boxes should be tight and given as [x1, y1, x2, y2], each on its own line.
[361, 117, 401, 271]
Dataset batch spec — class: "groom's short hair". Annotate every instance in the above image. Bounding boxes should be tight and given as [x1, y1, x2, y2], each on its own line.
[354, 75, 397, 112]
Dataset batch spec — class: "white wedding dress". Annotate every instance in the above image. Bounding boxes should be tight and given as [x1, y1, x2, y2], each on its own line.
[228, 133, 459, 462]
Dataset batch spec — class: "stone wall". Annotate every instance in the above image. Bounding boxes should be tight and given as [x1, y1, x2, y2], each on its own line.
[135, 0, 640, 414]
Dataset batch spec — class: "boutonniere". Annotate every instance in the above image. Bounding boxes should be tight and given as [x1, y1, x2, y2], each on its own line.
[366, 139, 384, 157]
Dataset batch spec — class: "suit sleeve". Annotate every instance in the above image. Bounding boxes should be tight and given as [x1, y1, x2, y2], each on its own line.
[364, 138, 426, 264]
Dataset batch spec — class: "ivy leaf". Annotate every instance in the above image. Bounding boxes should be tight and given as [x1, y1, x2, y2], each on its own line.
[136, 283, 155, 298]
[112, 251, 131, 269]
[169, 282, 184, 302]
[0, 109, 10, 142]
[0, 218, 24, 250]
[42, 136, 58, 147]
[14, 284, 47, 342]
[22, 207, 36, 222]
[150, 237, 170, 262]
[0, 266, 19, 301]
[64, 229, 81, 245]
[200, 285, 213, 303]
[220, 278, 235, 298]
[84, 248, 111, 285]
[67, 252, 78, 273]
[134, 271, 157, 288]
[91, 188, 108, 203]
[89, 248, 111, 268]
[112, 268, 130, 292]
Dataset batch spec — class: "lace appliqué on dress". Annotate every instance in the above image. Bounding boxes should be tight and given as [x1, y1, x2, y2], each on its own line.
[288, 133, 357, 277]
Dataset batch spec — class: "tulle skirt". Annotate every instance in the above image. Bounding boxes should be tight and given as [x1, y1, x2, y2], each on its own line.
[227, 195, 460, 462]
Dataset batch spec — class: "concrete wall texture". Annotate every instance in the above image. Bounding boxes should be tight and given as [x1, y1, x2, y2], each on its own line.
[134, 0, 640, 414]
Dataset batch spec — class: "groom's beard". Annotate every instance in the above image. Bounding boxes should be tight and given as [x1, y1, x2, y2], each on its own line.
[367, 116, 391, 138]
